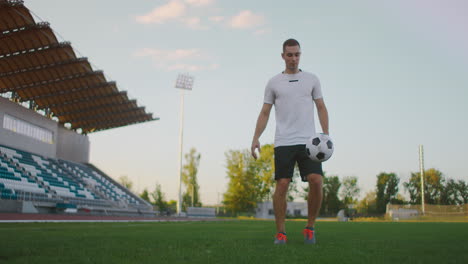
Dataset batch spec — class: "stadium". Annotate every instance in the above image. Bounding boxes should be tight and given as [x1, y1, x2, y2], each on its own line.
[0, 0, 158, 219]
[1, 1, 468, 263]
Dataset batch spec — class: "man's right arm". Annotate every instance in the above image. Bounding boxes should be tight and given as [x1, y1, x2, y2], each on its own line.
[251, 103, 273, 159]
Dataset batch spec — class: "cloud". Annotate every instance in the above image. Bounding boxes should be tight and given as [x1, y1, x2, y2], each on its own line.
[134, 48, 201, 60]
[134, 48, 217, 72]
[168, 63, 219, 71]
[229, 10, 265, 29]
[182, 17, 208, 30]
[135, 2, 268, 34]
[135, 0, 216, 26]
[185, 0, 215, 6]
[136, 0, 186, 24]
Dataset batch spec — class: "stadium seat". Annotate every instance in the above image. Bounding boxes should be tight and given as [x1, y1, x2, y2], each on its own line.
[0, 144, 147, 210]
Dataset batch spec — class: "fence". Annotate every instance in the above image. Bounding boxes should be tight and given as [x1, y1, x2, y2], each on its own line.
[387, 204, 468, 220]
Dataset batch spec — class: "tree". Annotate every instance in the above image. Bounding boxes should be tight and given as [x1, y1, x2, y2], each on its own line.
[166, 200, 177, 214]
[455, 180, 468, 204]
[319, 174, 342, 216]
[356, 191, 377, 215]
[286, 171, 300, 202]
[424, 168, 445, 204]
[118, 175, 133, 191]
[181, 148, 202, 210]
[248, 144, 275, 202]
[340, 176, 360, 207]
[440, 178, 458, 205]
[223, 144, 301, 215]
[139, 189, 151, 203]
[441, 178, 468, 205]
[376, 172, 400, 213]
[404, 168, 445, 205]
[223, 149, 258, 214]
[392, 194, 407, 205]
[151, 183, 168, 213]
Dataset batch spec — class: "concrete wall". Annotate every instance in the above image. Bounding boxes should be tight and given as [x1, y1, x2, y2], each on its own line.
[0, 97, 89, 163]
[56, 126, 89, 163]
[0, 200, 22, 213]
[256, 201, 308, 219]
[0, 97, 57, 157]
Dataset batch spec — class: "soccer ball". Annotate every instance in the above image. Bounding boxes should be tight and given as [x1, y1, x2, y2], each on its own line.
[305, 134, 334, 162]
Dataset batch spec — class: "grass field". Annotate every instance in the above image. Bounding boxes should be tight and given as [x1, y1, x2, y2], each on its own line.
[1, 220, 467, 264]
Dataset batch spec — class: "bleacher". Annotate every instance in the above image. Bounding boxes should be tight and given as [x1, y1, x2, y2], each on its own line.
[59, 159, 142, 207]
[0, 147, 46, 200]
[0, 144, 152, 214]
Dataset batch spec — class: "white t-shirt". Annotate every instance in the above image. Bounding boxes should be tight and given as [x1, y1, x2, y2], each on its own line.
[264, 70, 323, 147]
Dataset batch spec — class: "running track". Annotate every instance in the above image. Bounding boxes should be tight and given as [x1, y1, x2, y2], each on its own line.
[0, 213, 224, 223]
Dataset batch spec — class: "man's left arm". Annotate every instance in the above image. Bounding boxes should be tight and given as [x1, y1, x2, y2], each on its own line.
[314, 98, 329, 135]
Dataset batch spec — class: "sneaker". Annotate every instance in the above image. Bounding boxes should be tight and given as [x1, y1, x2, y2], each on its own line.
[303, 227, 316, 244]
[274, 232, 287, 244]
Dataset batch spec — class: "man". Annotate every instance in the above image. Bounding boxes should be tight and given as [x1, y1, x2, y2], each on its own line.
[251, 38, 329, 245]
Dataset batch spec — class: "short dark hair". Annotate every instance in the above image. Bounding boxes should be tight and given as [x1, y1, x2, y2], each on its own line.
[283, 38, 300, 52]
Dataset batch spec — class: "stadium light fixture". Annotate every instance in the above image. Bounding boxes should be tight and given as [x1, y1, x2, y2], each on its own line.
[175, 73, 194, 91]
[175, 73, 194, 215]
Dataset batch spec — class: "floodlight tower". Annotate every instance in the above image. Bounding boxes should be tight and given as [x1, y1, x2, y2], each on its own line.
[419, 145, 425, 215]
[175, 73, 194, 215]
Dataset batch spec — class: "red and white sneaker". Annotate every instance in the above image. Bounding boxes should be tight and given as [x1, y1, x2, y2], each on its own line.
[303, 227, 316, 244]
[274, 232, 287, 244]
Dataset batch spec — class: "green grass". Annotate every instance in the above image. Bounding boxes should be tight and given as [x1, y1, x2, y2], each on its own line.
[1, 220, 467, 264]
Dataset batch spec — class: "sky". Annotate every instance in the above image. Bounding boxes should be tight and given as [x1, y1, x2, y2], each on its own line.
[26, 0, 468, 204]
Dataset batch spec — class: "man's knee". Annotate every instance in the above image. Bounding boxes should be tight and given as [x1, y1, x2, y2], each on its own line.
[275, 178, 290, 196]
[307, 174, 322, 186]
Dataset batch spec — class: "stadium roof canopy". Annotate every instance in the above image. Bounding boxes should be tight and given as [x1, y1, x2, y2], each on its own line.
[0, 0, 158, 134]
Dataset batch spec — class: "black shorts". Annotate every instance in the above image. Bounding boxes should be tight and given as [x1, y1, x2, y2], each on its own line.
[274, 144, 323, 182]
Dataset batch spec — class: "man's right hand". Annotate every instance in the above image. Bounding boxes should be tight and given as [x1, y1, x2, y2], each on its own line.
[251, 139, 261, 159]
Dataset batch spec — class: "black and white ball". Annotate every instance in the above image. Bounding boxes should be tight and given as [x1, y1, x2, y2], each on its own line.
[305, 134, 334, 162]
